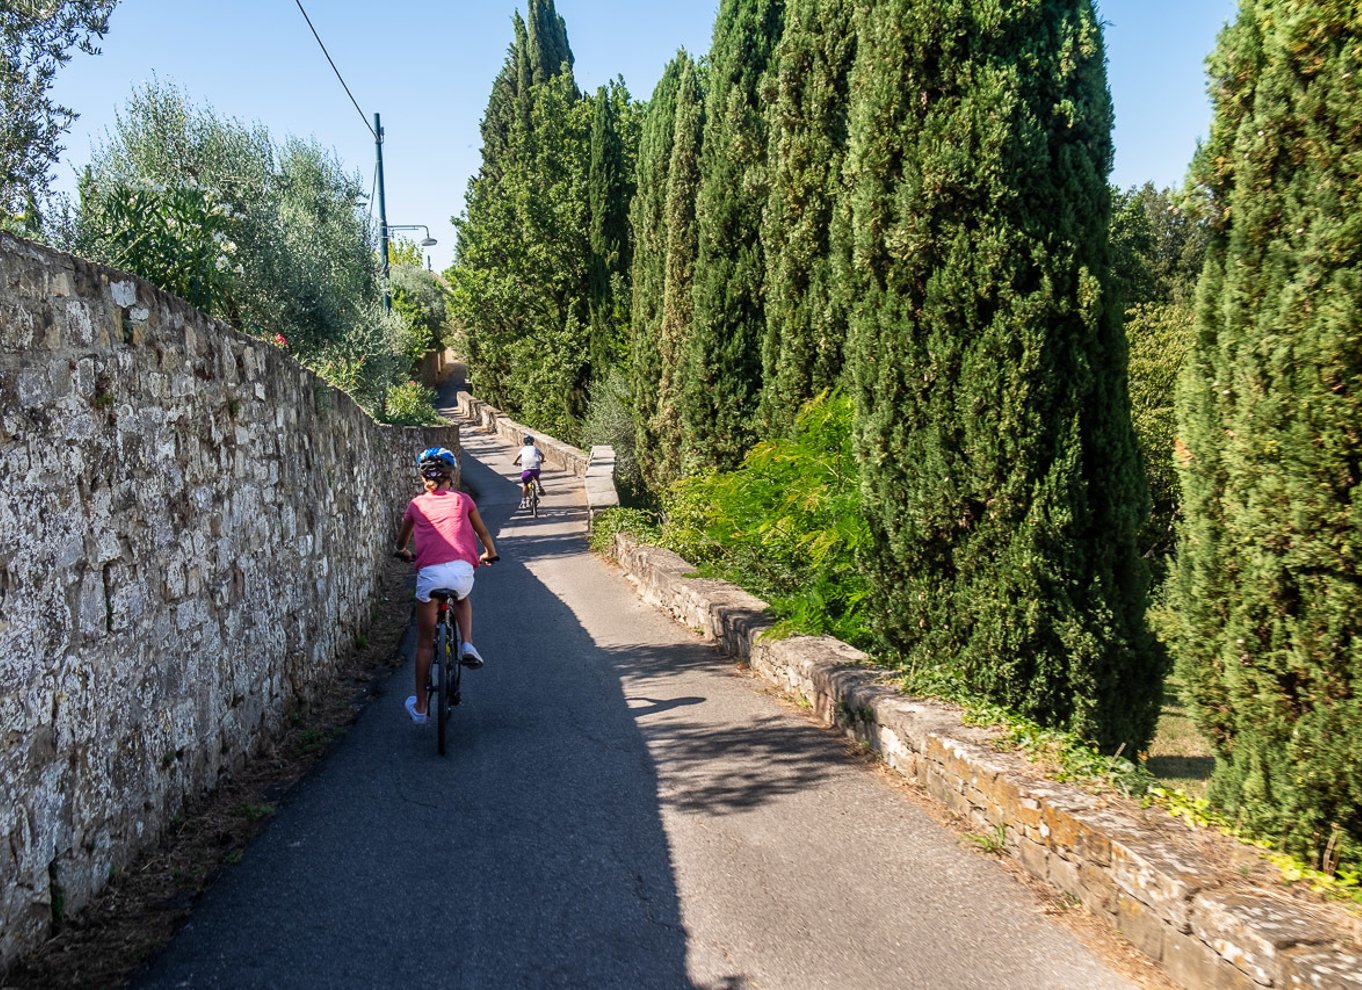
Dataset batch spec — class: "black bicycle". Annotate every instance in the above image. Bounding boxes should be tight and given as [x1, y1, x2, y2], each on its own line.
[428, 587, 463, 755]
[396, 551, 498, 755]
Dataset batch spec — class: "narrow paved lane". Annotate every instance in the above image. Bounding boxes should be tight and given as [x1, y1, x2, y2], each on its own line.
[132, 406, 1140, 989]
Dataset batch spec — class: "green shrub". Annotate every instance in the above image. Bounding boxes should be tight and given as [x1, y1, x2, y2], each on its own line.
[660, 390, 872, 647]
[380, 381, 442, 426]
[581, 365, 646, 505]
[1125, 301, 1195, 576]
[78, 176, 239, 316]
[587, 507, 660, 556]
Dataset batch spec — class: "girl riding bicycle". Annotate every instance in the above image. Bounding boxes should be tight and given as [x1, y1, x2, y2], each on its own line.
[394, 447, 498, 723]
[513, 435, 545, 509]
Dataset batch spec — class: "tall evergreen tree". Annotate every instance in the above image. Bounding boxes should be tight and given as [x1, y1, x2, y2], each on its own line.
[845, 0, 1155, 751]
[758, 0, 857, 433]
[653, 56, 705, 488]
[586, 82, 634, 379]
[630, 55, 687, 486]
[449, 0, 589, 440]
[681, 0, 785, 472]
[1173, 1, 1362, 865]
[526, 0, 574, 89]
[477, 13, 530, 188]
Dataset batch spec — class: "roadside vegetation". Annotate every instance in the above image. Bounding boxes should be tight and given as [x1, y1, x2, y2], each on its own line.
[5, 8, 451, 426]
[507, 0, 1362, 887]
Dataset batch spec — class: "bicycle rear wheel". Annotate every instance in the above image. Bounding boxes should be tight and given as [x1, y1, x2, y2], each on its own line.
[435, 622, 450, 756]
[450, 625, 463, 706]
[531, 488, 539, 518]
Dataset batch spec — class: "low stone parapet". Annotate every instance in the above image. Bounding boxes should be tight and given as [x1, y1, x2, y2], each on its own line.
[609, 533, 1362, 990]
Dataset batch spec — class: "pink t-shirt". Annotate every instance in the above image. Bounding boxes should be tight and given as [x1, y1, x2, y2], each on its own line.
[403, 490, 481, 571]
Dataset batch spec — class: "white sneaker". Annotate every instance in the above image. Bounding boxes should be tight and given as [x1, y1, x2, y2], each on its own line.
[460, 642, 484, 669]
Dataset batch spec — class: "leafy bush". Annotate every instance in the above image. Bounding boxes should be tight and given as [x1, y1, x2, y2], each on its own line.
[587, 507, 660, 555]
[390, 261, 448, 356]
[581, 365, 646, 505]
[380, 381, 443, 426]
[77, 175, 239, 315]
[62, 80, 418, 417]
[1125, 301, 1195, 575]
[659, 390, 872, 646]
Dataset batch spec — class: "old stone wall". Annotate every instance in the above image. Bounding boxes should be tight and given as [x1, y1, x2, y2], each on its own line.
[0, 234, 458, 968]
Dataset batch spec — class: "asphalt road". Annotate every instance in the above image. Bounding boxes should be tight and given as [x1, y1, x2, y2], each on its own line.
[131, 407, 1138, 990]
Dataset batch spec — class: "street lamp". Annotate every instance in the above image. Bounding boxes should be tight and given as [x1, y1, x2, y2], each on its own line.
[385, 223, 438, 248]
[373, 112, 438, 310]
[379, 221, 438, 310]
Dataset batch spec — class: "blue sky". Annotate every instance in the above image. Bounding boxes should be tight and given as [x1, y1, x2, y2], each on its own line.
[48, 0, 1238, 272]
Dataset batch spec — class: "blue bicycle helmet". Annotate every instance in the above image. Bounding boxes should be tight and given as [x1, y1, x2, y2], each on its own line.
[418, 447, 457, 480]
[417, 446, 456, 468]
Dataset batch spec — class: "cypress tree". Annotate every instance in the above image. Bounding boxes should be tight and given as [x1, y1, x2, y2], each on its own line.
[452, 13, 530, 407]
[845, 0, 1155, 751]
[526, 0, 574, 89]
[449, 1, 587, 437]
[681, 0, 785, 472]
[1172, 2, 1362, 865]
[759, 0, 857, 433]
[653, 56, 705, 488]
[630, 55, 686, 487]
[478, 13, 530, 187]
[587, 82, 634, 380]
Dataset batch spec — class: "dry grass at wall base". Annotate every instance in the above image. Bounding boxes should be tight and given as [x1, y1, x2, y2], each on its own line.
[0, 555, 417, 990]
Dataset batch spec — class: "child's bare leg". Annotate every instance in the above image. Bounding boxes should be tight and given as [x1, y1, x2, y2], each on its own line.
[414, 598, 437, 713]
[453, 595, 473, 648]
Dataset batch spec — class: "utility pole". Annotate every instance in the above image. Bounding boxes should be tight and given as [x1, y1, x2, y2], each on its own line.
[375, 111, 391, 312]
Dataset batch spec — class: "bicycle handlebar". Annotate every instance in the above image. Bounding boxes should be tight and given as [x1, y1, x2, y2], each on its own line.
[392, 549, 500, 564]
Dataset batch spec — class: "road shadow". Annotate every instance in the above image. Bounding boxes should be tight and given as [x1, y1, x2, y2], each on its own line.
[132, 448, 700, 990]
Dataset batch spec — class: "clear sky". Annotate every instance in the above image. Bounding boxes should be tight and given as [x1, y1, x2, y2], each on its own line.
[47, 0, 1238, 273]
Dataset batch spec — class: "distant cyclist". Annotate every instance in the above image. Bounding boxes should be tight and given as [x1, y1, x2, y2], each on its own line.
[394, 447, 498, 724]
[512, 434, 545, 509]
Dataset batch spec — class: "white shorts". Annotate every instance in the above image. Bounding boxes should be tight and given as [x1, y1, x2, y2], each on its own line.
[415, 560, 475, 603]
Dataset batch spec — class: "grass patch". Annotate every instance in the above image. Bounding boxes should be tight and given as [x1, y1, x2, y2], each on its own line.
[1144, 674, 1213, 798]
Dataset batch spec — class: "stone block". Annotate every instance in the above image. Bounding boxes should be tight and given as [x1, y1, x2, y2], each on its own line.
[1015, 833, 1049, 880]
[1115, 889, 1167, 961]
[1047, 852, 1083, 901]
[1163, 930, 1263, 990]
[1281, 946, 1362, 988]
[1077, 859, 1119, 915]
[1110, 832, 1209, 932]
[1191, 890, 1338, 987]
[986, 771, 1045, 832]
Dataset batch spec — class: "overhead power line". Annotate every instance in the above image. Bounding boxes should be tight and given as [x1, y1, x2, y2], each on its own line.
[292, 0, 376, 140]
